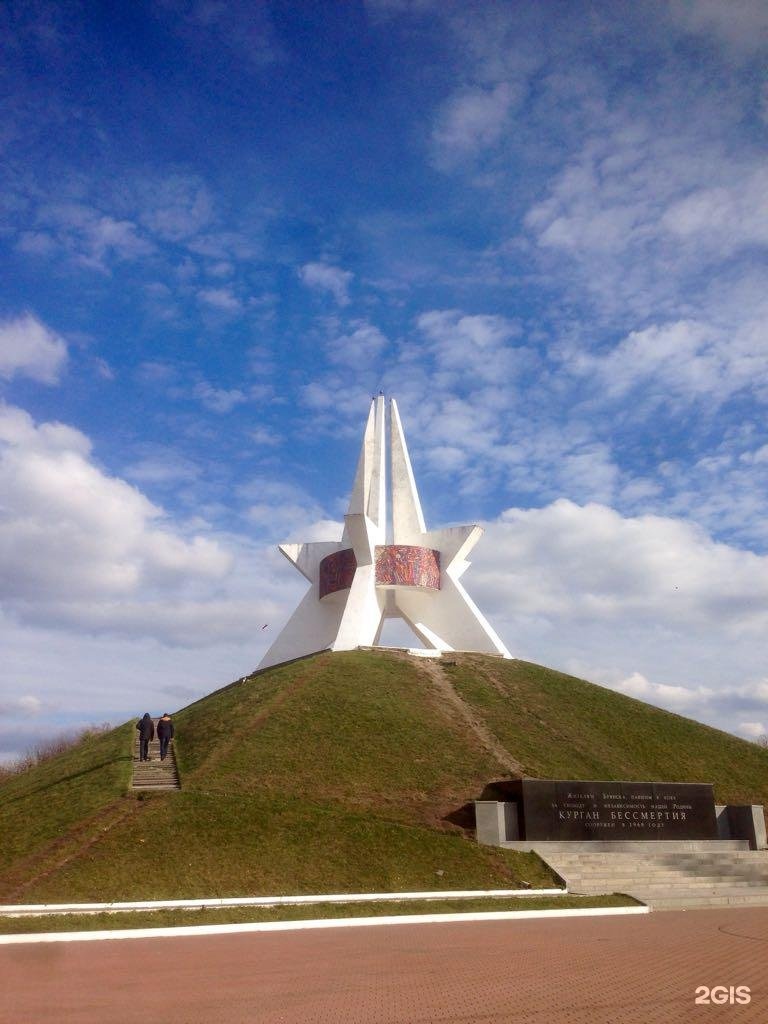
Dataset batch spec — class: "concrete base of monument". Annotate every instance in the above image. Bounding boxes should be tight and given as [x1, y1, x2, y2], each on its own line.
[358, 645, 507, 659]
[500, 839, 750, 853]
[358, 645, 443, 658]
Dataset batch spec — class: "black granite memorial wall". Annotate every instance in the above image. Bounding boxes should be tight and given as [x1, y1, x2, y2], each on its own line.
[491, 779, 719, 841]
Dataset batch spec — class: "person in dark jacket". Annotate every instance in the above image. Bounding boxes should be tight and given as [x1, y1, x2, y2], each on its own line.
[136, 713, 154, 761]
[156, 713, 175, 761]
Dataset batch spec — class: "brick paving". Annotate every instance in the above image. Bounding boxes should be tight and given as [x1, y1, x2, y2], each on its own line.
[1, 908, 767, 1023]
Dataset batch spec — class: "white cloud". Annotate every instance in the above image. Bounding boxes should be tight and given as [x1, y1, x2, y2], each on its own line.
[125, 448, 202, 485]
[248, 345, 275, 378]
[572, 319, 768, 405]
[615, 671, 713, 710]
[240, 478, 330, 540]
[207, 260, 234, 278]
[738, 721, 767, 738]
[17, 695, 43, 714]
[426, 445, 466, 473]
[521, 108, 768, 324]
[16, 232, 56, 256]
[432, 82, 517, 166]
[88, 216, 151, 264]
[327, 320, 388, 367]
[299, 261, 353, 306]
[306, 308, 623, 505]
[197, 286, 242, 312]
[555, 445, 620, 504]
[463, 499, 768, 735]
[249, 426, 281, 447]
[478, 498, 768, 630]
[607, 674, 768, 737]
[523, 121, 662, 259]
[0, 403, 236, 640]
[0, 695, 43, 716]
[515, 87, 768, 452]
[137, 174, 214, 242]
[14, 170, 261, 281]
[301, 381, 337, 410]
[159, 0, 281, 69]
[670, 0, 768, 55]
[93, 357, 115, 381]
[39, 595, 268, 647]
[187, 231, 259, 262]
[36, 202, 154, 270]
[415, 309, 525, 383]
[301, 518, 345, 542]
[0, 314, 68, 385]
[417, 393, 503, 455]
[0, 598, 296, 760]
[193, 381, 248, 414]
[136, 361, 178, 385]
[660, 167, 768, 254]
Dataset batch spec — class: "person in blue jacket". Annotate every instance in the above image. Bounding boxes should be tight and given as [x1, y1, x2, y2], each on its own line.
[136, 713, 154, 761]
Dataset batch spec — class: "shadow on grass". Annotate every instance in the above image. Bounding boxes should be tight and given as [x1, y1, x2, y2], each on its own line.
[442, 782, 521, 831]
[2, 756, 133, 805]
[443, 802, 476, 830]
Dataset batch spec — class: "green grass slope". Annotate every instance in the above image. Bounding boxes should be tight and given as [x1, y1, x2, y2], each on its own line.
[1, 650, 766, 904]
[0, 724, 134, 896]
[445, 656, 768, 804]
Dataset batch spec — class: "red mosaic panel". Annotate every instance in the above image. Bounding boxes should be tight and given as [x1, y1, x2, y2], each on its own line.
[319, 548, 357, 598]
[375, 545, 440, 589]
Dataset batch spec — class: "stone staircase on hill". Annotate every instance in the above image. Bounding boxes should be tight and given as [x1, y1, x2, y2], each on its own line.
[538, 842, 768, 910]
[131, 719, 180, 791]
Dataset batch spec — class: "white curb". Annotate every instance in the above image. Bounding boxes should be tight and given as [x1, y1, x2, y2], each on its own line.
[0, 888, 567, 917]
[0, 906, 650, 944]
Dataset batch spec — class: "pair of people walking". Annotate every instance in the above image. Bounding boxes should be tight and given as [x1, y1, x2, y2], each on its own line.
[136, 712, 175, 761]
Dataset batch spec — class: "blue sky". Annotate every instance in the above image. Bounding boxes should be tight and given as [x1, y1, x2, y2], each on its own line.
[2, 0, 768, 759]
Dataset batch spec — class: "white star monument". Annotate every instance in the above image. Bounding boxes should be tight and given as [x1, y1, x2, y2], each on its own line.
[258, 395, 511, 668]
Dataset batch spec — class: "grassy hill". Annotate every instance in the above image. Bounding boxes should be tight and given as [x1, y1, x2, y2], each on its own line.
[1, 650, 766, 904]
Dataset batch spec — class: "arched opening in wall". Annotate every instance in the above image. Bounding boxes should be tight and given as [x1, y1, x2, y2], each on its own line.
[376, 616, 427, 650]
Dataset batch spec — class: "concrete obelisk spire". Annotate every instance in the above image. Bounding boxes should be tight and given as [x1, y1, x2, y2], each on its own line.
[258, 396, 511, 669]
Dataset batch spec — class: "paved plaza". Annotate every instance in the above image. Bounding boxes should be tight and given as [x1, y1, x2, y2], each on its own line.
[1, 908, 767, 1023]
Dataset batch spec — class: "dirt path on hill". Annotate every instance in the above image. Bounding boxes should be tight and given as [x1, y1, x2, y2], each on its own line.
[408, 656, 524, 777]
[0, 799, 141, 903]
[185, 658, 328, 782]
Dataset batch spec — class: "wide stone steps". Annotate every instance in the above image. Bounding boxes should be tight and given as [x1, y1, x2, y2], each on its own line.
[131, 723, 180, 791]
[549, 850, 763, 863]
[565, 875, 768, 887]
[553, 874, 768, 885]
[503, 839, 749, 853]
[647, 892, 768, 910]
[559, 867, 768, 879]
[550, 851, 766, 864]
[541, 848, 768, 910]
[568, 879, 768, 891]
